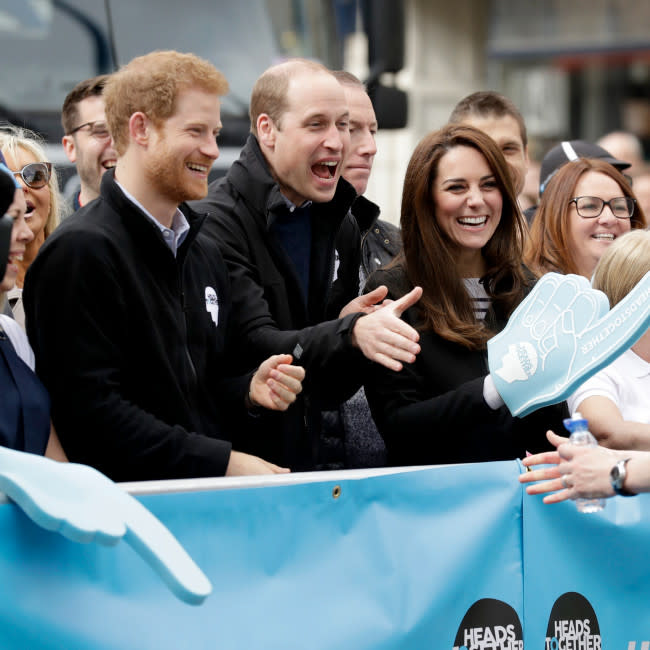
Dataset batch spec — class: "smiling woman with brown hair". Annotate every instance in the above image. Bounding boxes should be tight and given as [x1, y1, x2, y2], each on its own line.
[363, 124, 568, 467]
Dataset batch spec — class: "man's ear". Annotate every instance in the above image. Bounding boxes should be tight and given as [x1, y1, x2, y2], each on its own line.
[129, 112, 151, 146]
[61, 135, 77, 164]
[257, 114, 276, 149]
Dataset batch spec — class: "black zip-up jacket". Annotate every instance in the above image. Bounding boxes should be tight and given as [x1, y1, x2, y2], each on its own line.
[192, 135, 366, 471]
[23, 171, 250, 481]
[364, 265, 568, 466]
[351, 195, 402, 282]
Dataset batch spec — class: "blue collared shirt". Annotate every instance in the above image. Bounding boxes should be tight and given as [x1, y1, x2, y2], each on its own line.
[115, 181, 190, 257]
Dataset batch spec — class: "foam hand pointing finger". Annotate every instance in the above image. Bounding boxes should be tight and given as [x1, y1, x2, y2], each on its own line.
[0, 447, 211, 605]
[488, 272, 650, 417]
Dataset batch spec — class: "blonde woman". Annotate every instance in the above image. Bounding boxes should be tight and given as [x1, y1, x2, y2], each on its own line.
[0, 125, 65, 327]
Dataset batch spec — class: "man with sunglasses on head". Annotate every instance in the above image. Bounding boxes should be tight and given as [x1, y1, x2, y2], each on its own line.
[61, 75, 117, 211]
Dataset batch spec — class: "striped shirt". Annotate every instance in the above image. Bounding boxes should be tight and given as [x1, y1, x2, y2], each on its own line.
[464, 278, 490, 320]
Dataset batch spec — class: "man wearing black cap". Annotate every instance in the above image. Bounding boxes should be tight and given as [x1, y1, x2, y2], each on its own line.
[539, 140, 631, 195]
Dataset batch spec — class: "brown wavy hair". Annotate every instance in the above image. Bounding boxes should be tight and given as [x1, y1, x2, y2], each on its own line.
[525, 158, 647, 277]
[400, 124, 528, 349]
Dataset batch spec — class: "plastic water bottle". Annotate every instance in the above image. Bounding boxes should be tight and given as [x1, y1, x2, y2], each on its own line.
[563, 412, 606, 513]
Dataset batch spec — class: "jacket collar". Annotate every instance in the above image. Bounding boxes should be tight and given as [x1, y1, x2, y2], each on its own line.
[227, 134, 357, 231]
[351, 194, 381, 233]
[100, 168, 206, 255]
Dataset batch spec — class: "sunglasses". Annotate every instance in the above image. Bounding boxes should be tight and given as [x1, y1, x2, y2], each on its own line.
[13, 162, 52, 189]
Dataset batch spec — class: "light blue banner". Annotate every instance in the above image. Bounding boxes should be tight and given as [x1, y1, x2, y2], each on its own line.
[523, 486, 650, 649]
[2, 460, 649, 649]
[0, 463, 524, 650]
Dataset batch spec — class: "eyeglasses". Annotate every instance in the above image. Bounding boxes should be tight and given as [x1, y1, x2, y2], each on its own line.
[569, 195, 635, 219]
[12, 162, 52, 189]
[68, 120, 111, 140]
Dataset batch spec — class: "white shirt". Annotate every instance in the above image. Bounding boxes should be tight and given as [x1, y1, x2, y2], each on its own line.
[0, 314, 34, 369]
[568, 348, 650, 423]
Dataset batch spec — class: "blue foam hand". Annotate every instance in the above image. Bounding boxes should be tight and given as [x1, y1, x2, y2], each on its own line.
[488, 272, 650, 417]
[0, 446, 212, 605]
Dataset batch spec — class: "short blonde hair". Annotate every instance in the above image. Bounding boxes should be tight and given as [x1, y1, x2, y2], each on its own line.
[0, 124, 62, 236]
[104, 50, 229, 156]
[592, 229, 650, 307]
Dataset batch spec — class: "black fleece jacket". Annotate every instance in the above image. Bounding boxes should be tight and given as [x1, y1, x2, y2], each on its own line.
[192, 135, 367, 470]
[23, 171, 251, 481]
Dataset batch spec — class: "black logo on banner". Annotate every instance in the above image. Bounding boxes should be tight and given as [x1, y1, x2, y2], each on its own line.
[545, 592, 601, 649]
[452, 598, 523, 649]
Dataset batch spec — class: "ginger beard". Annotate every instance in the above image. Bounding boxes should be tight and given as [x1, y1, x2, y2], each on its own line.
[144, 129, 212, 205]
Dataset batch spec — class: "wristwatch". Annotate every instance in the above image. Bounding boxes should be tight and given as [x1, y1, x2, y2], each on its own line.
[610, 458, 635, 496]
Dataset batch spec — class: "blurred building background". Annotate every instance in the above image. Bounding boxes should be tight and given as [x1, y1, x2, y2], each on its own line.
[356, 0, 650, 221]
[2, 0, 649, 222]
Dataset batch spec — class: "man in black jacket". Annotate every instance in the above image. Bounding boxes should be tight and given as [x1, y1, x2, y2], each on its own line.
[193, 59, 421, 471]
[326, 70, 401, 468]
[332, 70, 401, 282]
[23, 51, 304, 481]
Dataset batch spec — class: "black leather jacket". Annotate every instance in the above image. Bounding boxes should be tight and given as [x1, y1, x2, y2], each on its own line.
[352, 195, 402, 283]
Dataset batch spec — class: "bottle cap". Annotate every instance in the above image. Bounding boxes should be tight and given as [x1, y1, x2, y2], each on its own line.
[563, 412, 588, 433]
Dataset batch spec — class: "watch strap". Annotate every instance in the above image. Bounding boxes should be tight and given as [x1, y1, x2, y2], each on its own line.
[611, 458, 635, 497]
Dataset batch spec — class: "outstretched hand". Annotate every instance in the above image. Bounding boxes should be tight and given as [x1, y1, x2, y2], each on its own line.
[339, 285, 389, 317]
[520, 430, 620, 503]
[225, 450, 290, 476]
[0, 446, 211, 604]
[350, 286, 422, 371]
[249, 354, 305, 411]
[488, 272, 650, 417]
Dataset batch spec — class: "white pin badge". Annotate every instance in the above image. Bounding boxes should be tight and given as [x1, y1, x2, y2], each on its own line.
[205, 286, 219, 326]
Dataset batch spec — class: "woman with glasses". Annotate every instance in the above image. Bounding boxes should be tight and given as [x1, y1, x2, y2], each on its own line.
[363, 125, 567, 467]
[525, 158, 647, 279]
[0, 125, 65, 328]
[0, 165, 66, 459]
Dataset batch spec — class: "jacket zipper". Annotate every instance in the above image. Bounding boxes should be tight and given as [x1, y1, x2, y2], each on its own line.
[177, 264, 198, 391]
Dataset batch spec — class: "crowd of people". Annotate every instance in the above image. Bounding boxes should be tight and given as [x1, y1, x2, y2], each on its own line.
[1, 49, 648, 505]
